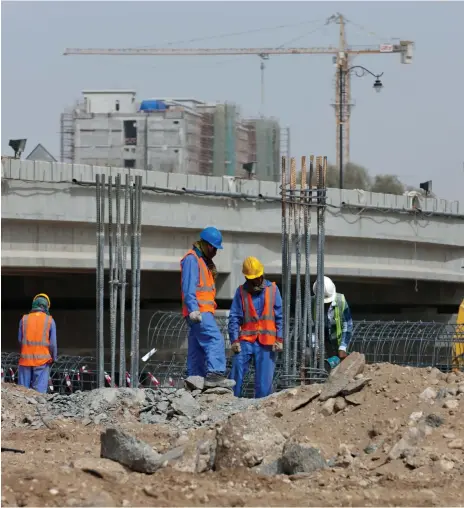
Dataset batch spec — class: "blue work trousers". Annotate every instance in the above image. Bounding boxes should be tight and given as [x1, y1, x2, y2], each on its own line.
[229, 340, 276, 398]
[186, 312, 226, 377]
[18, 364, 50, 394]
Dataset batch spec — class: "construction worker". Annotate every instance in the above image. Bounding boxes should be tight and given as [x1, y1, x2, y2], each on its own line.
[180, 227, 235, 390]
[228, 257, 283, 398]
[18, 294, 57, 393]
[311, 276, 353, 364]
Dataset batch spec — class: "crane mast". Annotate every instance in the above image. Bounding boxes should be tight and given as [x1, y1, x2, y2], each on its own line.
[64, 14, 413, 177]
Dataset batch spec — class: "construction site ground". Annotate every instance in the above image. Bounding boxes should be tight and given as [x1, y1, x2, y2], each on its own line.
[2, 361, 464, 507]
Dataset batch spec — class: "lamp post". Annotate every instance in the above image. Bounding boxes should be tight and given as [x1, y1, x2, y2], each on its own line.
[339, 65, 383, 190]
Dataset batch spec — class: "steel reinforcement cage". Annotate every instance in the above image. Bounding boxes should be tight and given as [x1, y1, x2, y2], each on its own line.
[3, 311, 463, 397]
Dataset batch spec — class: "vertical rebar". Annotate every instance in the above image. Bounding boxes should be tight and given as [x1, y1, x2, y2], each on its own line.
[307, 156, 315, 369]
[281, 156, 290, 380]
[292, 157, 301, 377]
[114, 174, 122, 387]
[315, 157, 326, 370]
[300, 156, 309, 384]
[108, 176, 116, 387]
[284, 158, 295, 377]
[95, 174, 102, 388]
[119, 175, 130, 387]
[129, 179, 136, 385]
[134, 175, 143, 385]
[319, 157, 328, 366]
[98, 174, 106, 388]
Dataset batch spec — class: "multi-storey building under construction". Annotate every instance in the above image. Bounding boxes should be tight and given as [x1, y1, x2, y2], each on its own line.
[60, 90, 288, 182]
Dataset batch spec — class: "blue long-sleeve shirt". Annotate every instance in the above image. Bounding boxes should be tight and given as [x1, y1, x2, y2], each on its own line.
[18, 311, 58, 362]
[181, 250, 209, 314]
[228, 280, 283, 343]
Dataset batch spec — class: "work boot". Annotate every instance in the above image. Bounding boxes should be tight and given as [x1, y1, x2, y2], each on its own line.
[204, 372, 236, 390]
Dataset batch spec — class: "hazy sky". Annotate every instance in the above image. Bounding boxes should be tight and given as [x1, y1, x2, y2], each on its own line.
[2, 1, 463, 200]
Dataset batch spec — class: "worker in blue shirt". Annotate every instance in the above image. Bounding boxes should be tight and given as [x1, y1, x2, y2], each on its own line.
[311, 276, 353, 367]
[228, 257, 283, 398]
[180, 227, 235, 390]
[18, 294, 57, 394]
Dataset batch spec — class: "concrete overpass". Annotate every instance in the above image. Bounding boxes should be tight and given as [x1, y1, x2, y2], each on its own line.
[2, 158, 464, 352]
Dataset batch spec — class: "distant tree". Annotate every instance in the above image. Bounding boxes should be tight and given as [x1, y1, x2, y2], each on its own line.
[371, 174, 405, 195]
[318, 162, 372, 190]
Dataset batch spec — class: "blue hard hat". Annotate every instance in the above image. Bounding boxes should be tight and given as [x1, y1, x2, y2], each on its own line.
[200, 227, 223, 250]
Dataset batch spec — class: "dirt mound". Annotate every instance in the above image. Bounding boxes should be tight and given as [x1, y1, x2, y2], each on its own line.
[2, 362, 464, 507]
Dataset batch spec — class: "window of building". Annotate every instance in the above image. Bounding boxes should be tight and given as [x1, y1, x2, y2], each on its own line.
[124, 159, 136, 169]
[124, 120, 137, 146]
[115, 100, 120, 112]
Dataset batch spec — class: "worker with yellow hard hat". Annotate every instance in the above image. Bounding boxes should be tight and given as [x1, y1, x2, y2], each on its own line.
[228, 257, 283, 398]
[17, 293, 58, 394]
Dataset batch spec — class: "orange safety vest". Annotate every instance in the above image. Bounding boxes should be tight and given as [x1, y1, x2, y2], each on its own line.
[238, 283, 278, 346]
[180, 250, 217, 317]
[19, 312, 52, 367]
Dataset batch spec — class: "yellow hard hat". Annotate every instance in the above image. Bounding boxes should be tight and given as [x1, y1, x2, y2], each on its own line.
[33, 293, 51, 309]
[242, 256, 264, 280]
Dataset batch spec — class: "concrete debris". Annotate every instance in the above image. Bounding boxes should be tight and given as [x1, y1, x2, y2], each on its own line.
[419, 387, 437, 402]
[334, 397, 347, 413]
[170, 390, 201, 418]
[388, 422, 433, 461]
[442, 399, 459, 410]
[281, 441, 327, 475]
[184, 376, 205, 392]
[100, 428, 164, 473]
[215, 410, 285, 471]
[340, 377, 372, 396]
[320, 398, 336, 416]
[319, 352, 366, 402]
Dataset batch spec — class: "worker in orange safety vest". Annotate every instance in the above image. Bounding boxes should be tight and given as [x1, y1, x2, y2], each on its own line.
[228, 257, 283, 398]
[18, 294, 57, 393]
[180, 227, 235, 390]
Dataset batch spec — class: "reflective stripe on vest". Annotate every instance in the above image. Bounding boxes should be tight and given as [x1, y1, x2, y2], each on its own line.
[238, 283, 277, 346]
[180, 250, 217, 316]
[313, 293, 346, 346]
[19, 312, 52, 367]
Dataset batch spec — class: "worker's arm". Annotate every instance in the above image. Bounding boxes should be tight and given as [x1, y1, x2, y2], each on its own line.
[274, 285, 283, 343]
[18, 318, 23, 345]
[228, 288, 244, 344]
[49, 319, 58, 362]
[339, 302, 353, 352]
[181, 254, 200, 314]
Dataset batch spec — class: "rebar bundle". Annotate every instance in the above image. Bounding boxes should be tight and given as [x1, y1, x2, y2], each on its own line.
[280, 155, 328, 386]
[95, 173, 143, 388]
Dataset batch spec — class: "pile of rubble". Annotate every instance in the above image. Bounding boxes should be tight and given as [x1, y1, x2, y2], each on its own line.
[1, 376, 259, 431]
[2, 354, 464, 507]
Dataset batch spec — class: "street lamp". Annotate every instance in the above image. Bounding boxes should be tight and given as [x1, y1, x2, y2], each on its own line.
[339, 65, 383, 189]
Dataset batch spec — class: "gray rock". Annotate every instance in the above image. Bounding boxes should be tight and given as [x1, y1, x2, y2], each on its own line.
[319, 352, 366, 402]
[185, 376, 205, 392]
[424, 413, 443, 428]
[253, 459, 283, 476]
[419, 387, 437, 402]
[202, 387, 234, 395]
[334, 397, 347, 413]
[100, 427, 163, 473]
[215, 411, 285, 471]
[443, 399, 459, 410]
[94, 413, 107, 425]
[388, 423, 432, 461]
[171, 391, 201, 418]
[281, 441, 327, 475]
[320, 398, 336, 416]
[340, 377, 372, 396]
[156, 401, 169, 413]
[140, 412, 167, 425]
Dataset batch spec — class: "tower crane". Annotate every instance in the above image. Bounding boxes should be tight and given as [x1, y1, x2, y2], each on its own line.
[64, 13, 413, 181]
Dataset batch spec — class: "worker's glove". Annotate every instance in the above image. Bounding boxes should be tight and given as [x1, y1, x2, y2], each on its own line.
[272, 341, 284, 352]
[189, 310, 202, 323]
[231, 342, 241, 354]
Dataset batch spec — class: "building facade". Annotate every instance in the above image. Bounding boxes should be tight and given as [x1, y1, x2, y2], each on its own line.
[60, 90, 287, 181]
